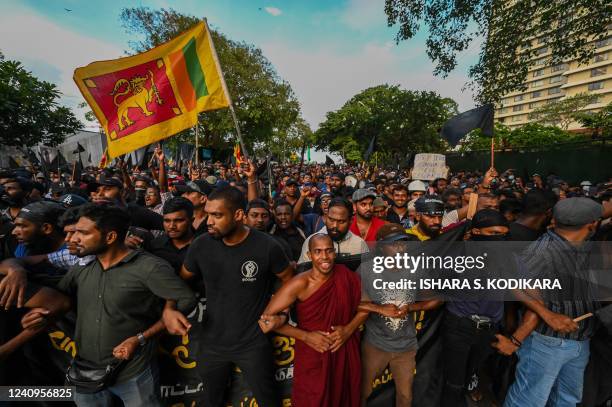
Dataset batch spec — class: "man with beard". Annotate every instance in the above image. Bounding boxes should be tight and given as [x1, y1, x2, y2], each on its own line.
[508, 189, 556, 242]
[148, 197, 195, 274]
[270, 200, 306, 261]
[386, 185, 411, 228]
[26, 204, 196, 406]
[440, 210, 510, 407]
[89, 174, 163, 232]
[330, 173, 348, 198]
[175, 180, 211, 236]
[245, 199, 294, 263]
[259, 234, 366, 406]
[406, 196, 444, 241]
[1, 177, 32, 259]
[433, 178, 448, 195]
[350, 189, 386, 242]
[165, 186, 293, 407]
[298, 198, 368, 264]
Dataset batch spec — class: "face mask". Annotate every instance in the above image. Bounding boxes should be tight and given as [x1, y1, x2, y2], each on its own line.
[134, 188, 146, 206]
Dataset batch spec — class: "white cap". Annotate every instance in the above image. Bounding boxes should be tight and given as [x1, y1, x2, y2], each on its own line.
[580, 180, 592, 187]
[408, 180, 427, 192]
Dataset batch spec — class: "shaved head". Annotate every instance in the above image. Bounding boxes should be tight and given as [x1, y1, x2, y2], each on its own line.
[308, 233, 333, 251]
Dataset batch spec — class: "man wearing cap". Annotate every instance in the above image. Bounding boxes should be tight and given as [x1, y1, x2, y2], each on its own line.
[359, 223, 441, 407]
[406, 196, 445, 241]
[386, 185, 411, 228]
[504, 197, 603, 407]
[408, 180, 427, 201]
[176, 180, 212, 236]
[298, 198, 368, 264]
[350, 189, 386, 242]
[89, 174, 163, 232]
[372, 197, 388, 220]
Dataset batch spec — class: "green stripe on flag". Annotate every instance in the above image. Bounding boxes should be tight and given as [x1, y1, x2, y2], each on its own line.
[182, 37, 209, 99]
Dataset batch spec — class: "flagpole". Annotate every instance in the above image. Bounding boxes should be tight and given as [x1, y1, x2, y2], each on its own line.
[490, 137, 495, 168]
[204, 18, 250, 161]
[195, 118, 199, 166]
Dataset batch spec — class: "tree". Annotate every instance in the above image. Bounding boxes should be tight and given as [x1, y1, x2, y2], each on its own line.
[0, 53, 81, 147]
[384, 0, 609, 103]
[573, 102, 612, 137]
[314, 84, 458, 162]
[528, 93, 599, 130]
[119, 7, 305, 156]
[458, 123, 580, 152]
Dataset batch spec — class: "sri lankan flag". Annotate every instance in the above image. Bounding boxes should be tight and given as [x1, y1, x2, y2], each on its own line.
[233, 143, 245, 167]
[74, 21, 229, 160]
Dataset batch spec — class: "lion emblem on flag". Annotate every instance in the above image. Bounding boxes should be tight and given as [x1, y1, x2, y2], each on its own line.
[110, 70, 164, 130]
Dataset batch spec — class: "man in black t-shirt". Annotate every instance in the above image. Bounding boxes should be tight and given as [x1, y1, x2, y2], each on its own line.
[164, 186, 293, 407]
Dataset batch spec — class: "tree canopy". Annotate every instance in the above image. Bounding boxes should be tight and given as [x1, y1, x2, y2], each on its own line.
[528, 93, 599, 130]
[573, 102, 612, 137]
[0, 52, 81, 147]
[458, 123, 582, 152]
[384, 0, 610, 103]
[314, 84, 457, 163]
[119, 7, 306, 157]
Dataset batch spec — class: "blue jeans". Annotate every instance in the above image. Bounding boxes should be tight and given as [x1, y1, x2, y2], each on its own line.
[74, 363, 162, 407]
[504, 331, 590, 407]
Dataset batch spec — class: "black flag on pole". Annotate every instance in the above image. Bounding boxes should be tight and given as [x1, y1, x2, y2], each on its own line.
[363, 134, 377, 161]
[440, 104, 494, 147]
[72, 143, 85, 154]
[325, 155, 335, 166]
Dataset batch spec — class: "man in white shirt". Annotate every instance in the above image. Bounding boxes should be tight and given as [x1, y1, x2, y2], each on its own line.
[298, 197, 368, 264]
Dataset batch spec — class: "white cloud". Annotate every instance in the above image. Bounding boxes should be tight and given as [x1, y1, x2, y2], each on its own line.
[0, 8, 123, 129]
[340, 0, 386, 30]
[261, 40, 476, 130]
[264, 7, 282, 17]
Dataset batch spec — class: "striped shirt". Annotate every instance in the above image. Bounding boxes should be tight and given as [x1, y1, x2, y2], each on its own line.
[519, 230, 598, 341]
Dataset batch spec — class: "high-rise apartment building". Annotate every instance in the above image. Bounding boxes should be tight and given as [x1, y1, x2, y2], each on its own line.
[495, 27, 611, 131]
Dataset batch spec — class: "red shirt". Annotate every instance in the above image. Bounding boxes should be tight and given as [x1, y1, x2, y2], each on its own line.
[349, 216, 386, 242]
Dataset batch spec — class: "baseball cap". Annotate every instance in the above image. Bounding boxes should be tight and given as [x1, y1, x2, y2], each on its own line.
[88, 174, 123, 191]
[408, 180, 427, 192]
[472, 209, 508, 229]
[553, 197, 602, 226]
[58, 194, 88, 208]
[372, 197, 387, 207]
[352, 188, 376, 202]
[175, 180, 212, 196]
[414, 195, 445, 215]
[17, 201, 65, 227]
[285, 179, 298, 187]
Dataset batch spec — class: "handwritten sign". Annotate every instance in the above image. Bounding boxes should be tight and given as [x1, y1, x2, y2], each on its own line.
[411, 154, 447, 181]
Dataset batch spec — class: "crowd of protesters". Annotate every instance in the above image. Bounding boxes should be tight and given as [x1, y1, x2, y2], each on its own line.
[0, 145, 611, 407]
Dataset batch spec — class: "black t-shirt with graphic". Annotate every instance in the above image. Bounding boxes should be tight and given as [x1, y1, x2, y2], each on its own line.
[184, 228, 289, 352]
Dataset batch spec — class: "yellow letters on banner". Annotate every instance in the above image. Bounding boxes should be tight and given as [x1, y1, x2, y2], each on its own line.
[272, 336, 295, 366]
[171, 334, 196, 369]
[48, 330, 77, 358]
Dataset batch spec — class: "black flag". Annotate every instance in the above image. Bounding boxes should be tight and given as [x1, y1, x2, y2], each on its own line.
[72, 142, 85, 154]
[325, 155, 335, 166]
[440, 104, 494, 147]
[363, 134, 377, 161]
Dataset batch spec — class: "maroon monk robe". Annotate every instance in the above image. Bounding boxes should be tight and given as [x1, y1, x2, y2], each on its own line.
[292, 264, 362, 407]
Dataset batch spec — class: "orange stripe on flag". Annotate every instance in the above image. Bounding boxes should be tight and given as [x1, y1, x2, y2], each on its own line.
[168, 50, 197, 111]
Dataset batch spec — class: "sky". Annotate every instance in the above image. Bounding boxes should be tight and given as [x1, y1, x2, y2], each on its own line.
[0, 0, 481, 160]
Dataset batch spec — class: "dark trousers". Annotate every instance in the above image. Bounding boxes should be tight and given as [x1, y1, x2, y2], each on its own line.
[441, 310, 497, 407]
[198, 342, 279, 407]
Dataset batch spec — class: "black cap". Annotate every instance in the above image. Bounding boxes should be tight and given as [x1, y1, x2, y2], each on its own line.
[17, 201, 65, 226]
[175, 180, 212, 196]
[88, 174, 123, 191]
[58, 194, 88, 208]
[472, 209, 508, 229]
[414, 195, 445, 215]
[285, 179, 298, 187]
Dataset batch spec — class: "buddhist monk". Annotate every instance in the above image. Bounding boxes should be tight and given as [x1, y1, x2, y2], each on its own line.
[259, 233, 367, 407]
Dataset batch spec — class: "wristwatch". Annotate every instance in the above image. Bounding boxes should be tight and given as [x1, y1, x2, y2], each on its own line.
[136, 332, 146, 346]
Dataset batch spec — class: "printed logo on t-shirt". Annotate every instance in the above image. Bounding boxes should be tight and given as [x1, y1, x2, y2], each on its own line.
[241, 260, 259, 282]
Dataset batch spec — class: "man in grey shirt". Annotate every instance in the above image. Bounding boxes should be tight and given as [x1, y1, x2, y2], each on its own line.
[358, 223, 442, 407]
